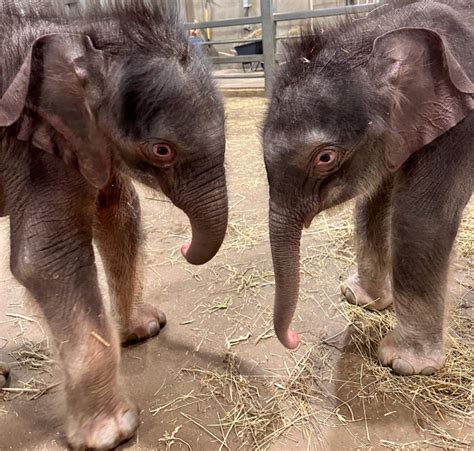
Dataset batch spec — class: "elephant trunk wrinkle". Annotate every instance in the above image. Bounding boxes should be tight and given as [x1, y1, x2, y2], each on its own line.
[269, 204, 304, 350]
[179, 179, 228, 266]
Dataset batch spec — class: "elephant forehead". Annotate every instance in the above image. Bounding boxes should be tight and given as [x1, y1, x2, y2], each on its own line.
[266, 70, 372, 144]
[264, 129, 334, 160]
[115, 55, 223, 141]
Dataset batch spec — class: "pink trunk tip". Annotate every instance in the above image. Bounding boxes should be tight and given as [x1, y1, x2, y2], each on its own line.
[180, 242, 191, 258]
[281, 329, 300, 350]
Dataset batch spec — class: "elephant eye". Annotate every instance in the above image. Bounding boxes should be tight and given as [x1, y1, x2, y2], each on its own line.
[314, 148, 338, 172]
[140, 140, 176, 167]
[152, 143, 173, 159]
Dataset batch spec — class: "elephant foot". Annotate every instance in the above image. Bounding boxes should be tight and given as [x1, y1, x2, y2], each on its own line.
[0, 361, 10, 388]
[121, 303, 167, 345]
[340, 274, 392, 311]
[378, 329, 445, 376]
[67, 399, 139, 450]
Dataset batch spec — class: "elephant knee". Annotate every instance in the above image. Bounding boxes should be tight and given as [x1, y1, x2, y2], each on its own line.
[11, 239, 93, 290]
[10, 244, 38, 286]
[10, 246, 54, 290]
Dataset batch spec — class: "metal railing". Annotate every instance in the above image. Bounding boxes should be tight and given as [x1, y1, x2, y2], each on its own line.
[185, 0, 383, 94]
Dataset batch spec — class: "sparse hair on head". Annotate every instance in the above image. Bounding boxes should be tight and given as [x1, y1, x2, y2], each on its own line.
[0, 0, 188, 59]
[277, 16, 374, 89]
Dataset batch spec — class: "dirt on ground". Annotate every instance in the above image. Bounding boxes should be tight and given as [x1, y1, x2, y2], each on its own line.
[0, 96, 472, 450]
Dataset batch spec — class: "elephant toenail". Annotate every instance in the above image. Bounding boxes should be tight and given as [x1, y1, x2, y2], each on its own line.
[119, 409, 139, 434]
[392, 358, 415, 376]
[340, 282, 347, 295]
[342, 285, 356, 304]
[420, 366, 437, 376]
[148, 321, 160, 337]
[157, 311, 167, 328]
[95, 421, 117, 449]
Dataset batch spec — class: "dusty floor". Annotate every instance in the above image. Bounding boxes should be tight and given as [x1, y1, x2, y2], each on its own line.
[0, 97, 472, 450]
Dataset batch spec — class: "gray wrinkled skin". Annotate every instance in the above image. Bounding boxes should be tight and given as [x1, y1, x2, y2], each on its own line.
[264, 0, 473, 376]
[0, 1, 227, 448]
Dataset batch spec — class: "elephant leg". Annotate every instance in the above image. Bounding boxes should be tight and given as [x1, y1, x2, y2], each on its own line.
[94, 174, 166, 346]
[0, 180, 6, 217]
[9, 186, 138, 449]
[341, 179, 393, 310]
[378, 140, 472, 376]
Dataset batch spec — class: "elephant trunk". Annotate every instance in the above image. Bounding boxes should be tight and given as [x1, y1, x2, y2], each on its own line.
[180, 175, 228, 265]
[269, 202, 304, 349]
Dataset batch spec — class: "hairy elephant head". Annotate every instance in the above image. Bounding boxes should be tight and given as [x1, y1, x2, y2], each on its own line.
[0, 3, 228, 265]
[264, 24, 473, 349]
[107, 46, 228, 266]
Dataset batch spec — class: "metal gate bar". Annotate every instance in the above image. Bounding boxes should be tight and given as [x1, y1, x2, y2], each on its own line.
[261, 0, 276, 94]
[184, 0, 383, 95]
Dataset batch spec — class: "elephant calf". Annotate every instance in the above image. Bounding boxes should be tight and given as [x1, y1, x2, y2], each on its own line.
[264, 0, 472, 375]
[0, 2, 227, 449]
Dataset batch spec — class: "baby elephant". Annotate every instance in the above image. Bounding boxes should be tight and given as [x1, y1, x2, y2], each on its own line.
[264, 0, 472, 375]
[0, 2, 227, 449]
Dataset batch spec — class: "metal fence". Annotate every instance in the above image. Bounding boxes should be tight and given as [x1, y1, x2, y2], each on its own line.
[59, 0, 382, 93]
[184, 0, 382, 94]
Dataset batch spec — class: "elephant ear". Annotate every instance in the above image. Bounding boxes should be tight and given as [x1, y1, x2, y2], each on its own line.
[0, 33, 111, 189]
[369, 27, 474, 172]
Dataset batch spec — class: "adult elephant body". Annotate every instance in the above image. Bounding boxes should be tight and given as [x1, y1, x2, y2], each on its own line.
[0, 2, 227, 449]
[264, 0, 473, 375]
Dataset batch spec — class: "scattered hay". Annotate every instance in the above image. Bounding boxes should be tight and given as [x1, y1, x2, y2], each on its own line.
[223, 216, 267, 253]
[9, 338, 53, 373]
[338, 302, 473, 449]
[1, 338, 58, 401]
[302, 211, 355, 278]
[1, 96, 470, 450]
[220, 263, 274, 298]
[181, 348, 332, 450]
[158, 425, 192, 451]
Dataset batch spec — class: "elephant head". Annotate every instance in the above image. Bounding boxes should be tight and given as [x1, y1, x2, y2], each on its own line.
[264, 24, 473, 349]
[0, 17, 228, 265]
